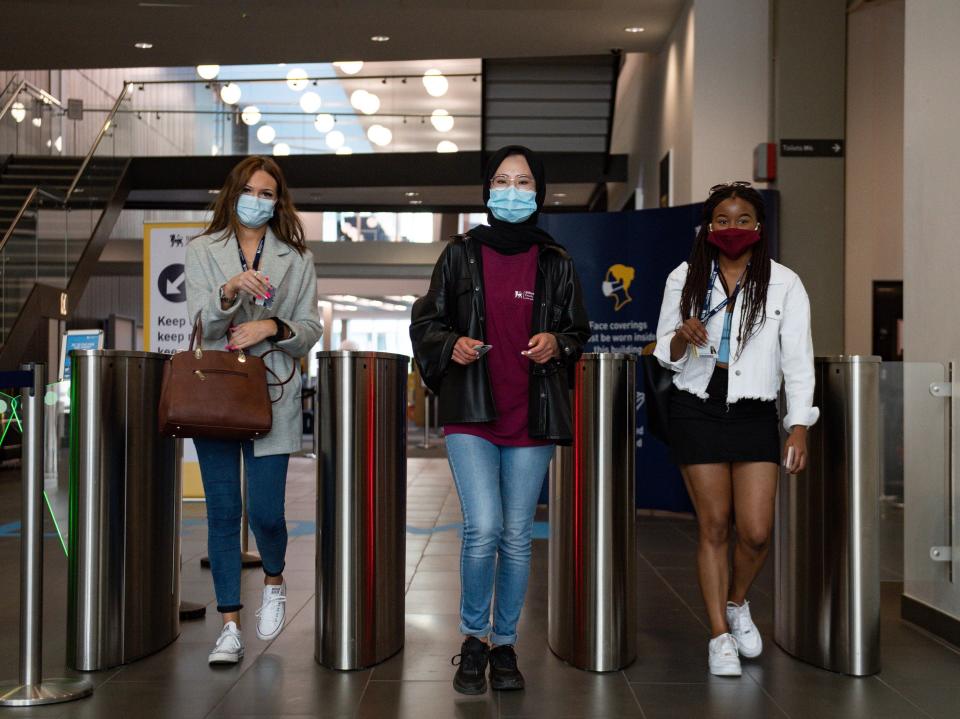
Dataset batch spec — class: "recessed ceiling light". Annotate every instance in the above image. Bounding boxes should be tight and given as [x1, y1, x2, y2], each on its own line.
[208, 189, 220, 194]
[553, 201, 563, 206]
[409, 200, 423, 205]
[370, 35, 390, 42]
[134, 41, 154, 49]
[552, 192, 568, 198]
[404, 191, 420, 197]
[624, 26, 645, 33]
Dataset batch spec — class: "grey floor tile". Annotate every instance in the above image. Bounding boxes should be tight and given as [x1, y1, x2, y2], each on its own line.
[631, 680, 789, 718]
[357, 680, 497, 719]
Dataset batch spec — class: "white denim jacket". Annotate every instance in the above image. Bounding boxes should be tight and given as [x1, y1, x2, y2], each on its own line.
[654, 259, 819, 430]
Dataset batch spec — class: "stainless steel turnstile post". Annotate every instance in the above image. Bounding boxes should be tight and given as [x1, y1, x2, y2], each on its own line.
[548, 353, 637, 672]
[775, 355, 882, 676]
[67, 351, 181, 672]
[315, 351, 407, 670]
[0, 364, 93, 707]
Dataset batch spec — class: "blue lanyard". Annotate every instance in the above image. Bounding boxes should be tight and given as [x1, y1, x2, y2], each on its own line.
[238, 235, 265, 272]
[700, 261, 749, 323]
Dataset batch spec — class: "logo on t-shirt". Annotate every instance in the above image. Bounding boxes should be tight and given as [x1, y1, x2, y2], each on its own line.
[514, 290, 535, 302]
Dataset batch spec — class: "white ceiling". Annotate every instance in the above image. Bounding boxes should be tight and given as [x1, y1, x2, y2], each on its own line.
[2, 1, 687, 71]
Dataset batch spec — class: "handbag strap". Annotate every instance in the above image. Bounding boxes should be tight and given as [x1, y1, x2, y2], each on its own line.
[260, 347, 297, 404]
[188, 312, 204, 354]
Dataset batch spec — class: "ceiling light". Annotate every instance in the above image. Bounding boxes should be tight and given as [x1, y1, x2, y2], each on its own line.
[333, 61, 364, 75]
[31, 116, 42, 128]
[54, 135, 62, 152]
[299, 91, 322, 114]
[325, 130, 345, 149]
[286, 68, 309, 91]
[422, 69, 448, 97]
[367, 123, 393, 146]
[219, 82, 241, 105]
[437, 140, 458, 153]
[404, 191, 420, 197]
[409, 200, 423, 205]
[314, 113, 335, 133]
[624, 26, 645, 33]
[273, 142, 291, 156]
[10, 102, 25, 123]
[208, 189, 220, 194]
[552, 192, 568, 198]
[430, 109, 454, 132]
[370, 35, 390, 42]
[350, 89, 380, 115]
[241, 105, 261, 125]
[196, 64, 220, 80]
[336, 146, 353, 155]
[256, 124, 276, 144]
[333, 303, 358, 312]
[134, 42, 154, 49]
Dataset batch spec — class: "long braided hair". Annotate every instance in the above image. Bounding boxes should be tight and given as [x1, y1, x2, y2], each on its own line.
[679, 186, 770, 359]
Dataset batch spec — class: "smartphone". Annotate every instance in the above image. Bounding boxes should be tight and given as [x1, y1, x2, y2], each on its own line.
[473, 344, 493, 357]
[785, 446, 797, 474]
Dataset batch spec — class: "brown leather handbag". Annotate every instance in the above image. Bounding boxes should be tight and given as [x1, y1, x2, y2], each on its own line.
[158, 314, 295, 440]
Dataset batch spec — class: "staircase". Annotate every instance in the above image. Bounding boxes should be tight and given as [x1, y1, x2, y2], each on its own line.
[0, 155, 129, 356]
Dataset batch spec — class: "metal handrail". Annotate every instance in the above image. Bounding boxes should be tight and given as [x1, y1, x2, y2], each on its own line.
[64, 85, 127, 203]
[0, 79, 63, 124]
[0, 187, 38, 256]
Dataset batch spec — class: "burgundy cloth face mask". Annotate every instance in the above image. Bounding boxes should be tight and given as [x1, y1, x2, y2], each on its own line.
[706, 228, 760, 259]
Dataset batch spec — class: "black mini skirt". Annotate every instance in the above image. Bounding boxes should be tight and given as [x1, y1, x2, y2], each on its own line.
[668, 368, 781, 466]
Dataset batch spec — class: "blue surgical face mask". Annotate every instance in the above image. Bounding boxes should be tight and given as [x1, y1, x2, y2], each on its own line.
[236, 193, 276, 228]
[487, 186, 538, 224]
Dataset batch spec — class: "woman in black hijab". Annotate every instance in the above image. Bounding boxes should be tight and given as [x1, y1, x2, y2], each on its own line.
[410, 146, 590, 695]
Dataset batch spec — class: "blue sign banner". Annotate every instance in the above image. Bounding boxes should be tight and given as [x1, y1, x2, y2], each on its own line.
[539, 192, 779, 512]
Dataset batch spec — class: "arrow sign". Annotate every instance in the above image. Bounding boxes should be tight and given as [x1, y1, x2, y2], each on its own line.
[158, 263, 187, 303]
[779, 139, 844, 157]
[166, 272, 185, 295]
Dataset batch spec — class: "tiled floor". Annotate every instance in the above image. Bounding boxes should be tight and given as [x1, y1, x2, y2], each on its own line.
[1, 450, 959, 718]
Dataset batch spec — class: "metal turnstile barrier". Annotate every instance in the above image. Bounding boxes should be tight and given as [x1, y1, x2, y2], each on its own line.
[67, 351, 181, 672]
[548, 353, 637, 672]
[0, 364, 93, 707]
[775, 355, 882, 676]
[315, 351, 408, 670]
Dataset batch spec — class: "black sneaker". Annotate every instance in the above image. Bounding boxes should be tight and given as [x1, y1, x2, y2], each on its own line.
[451, 637, 489, 695]
[489, 644, 525, 690]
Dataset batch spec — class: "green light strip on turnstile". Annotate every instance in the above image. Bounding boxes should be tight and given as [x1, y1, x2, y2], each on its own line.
[43, 489, 68, 557]
[0, 392, 22, 449]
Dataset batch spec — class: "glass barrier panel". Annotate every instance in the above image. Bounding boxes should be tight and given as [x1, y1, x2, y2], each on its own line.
[42, 378, 71, 556]
[902, 361, 951, 604]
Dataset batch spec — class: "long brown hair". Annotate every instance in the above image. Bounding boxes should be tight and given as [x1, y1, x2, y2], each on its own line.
[201, 156, 306, 254]
[679, 185, 770, 359]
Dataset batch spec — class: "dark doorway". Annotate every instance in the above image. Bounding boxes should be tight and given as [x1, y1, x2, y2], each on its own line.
[873, 280, 903, 361]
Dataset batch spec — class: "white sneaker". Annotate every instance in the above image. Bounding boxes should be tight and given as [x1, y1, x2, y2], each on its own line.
[256, 582, 287, 640]
[708, 633, 741, 676]
[726, 600, 763, 658]
[208, 621, 244, 665]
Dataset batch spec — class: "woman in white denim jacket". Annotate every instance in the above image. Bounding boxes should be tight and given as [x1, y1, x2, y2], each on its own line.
[654, 183, 816, 677]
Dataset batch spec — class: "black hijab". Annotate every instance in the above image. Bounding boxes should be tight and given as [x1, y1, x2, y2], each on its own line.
[468, 145, 557, 255]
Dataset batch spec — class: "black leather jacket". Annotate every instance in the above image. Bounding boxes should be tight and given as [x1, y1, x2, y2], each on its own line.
[410, 235, 591, 445]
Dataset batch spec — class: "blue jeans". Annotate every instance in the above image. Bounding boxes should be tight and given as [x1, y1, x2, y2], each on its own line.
[445, 433, 555, 646]
[194, 438, 290, 613]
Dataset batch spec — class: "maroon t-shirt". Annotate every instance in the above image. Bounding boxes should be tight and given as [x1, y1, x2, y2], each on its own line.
[444, 244, 552, 447]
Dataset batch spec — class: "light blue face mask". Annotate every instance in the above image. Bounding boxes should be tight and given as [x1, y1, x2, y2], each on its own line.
[236, 194, 276, 228]
[487, 187, 538, 224]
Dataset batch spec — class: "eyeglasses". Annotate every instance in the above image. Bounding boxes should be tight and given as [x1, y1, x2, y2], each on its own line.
[491, 174, 536, 191]
[709, 180, 752, 194]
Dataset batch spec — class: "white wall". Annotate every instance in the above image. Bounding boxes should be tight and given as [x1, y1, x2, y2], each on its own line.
[608, 0, 771, 211]
[844, 0, 904, 355]
[902, 0, 960, 622]
[691, 0, 771, 200]
[608, 0, 695, 210]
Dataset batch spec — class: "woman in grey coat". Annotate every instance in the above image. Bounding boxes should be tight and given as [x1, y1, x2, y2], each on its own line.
[185, 155, 322, 666]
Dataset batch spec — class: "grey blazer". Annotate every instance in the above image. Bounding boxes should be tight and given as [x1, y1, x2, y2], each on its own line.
[185, 228, 323, 457]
